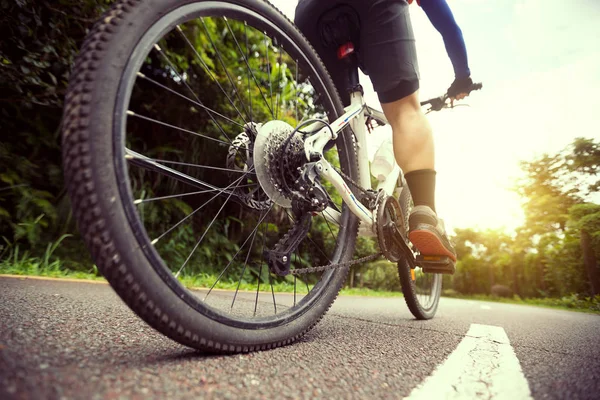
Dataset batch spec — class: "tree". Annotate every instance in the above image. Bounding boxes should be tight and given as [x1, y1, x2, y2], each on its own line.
[512, 138, 600, 297]
[567, 138, 600, 195]
[569, 204, 600, 295]
[0, 1, 115, 255]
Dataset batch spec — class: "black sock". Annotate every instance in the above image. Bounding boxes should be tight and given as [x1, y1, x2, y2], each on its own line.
[404, 169, 436, 212]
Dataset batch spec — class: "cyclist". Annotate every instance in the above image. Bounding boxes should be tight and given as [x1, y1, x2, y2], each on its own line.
[295, 0, 460, 269]
[409, 0, 473, 101]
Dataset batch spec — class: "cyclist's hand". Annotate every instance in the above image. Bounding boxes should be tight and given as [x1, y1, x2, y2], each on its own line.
[450, 92, 468, 107]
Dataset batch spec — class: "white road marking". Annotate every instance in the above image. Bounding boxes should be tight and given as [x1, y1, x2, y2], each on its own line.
[405, 324, 532, 399]
[481, 305, 492, 310]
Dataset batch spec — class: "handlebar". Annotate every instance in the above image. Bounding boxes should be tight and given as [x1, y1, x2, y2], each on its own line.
[420, 82, 483, 112]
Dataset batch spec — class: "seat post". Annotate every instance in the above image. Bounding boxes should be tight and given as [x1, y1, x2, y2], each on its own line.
[337, 42, 363, 95]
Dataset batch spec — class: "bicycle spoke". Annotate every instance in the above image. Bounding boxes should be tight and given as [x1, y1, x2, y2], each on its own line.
[295, 60, 299, 123]
[199, 18, 251, 123]
[269, 265, 277, 314]
[135, 72, 243, 130]
[231, 207, 267, 310]
[150, 45, 241, 143]
[254, 218, 269, 317]
[151, 172, 251, 245]
[264, 34, 273, 114]
[204, 203, 275, 300]
[244, 22, 253, 123]
[131, 156, 255, 174]
[176, 24, 249, 125]
[133, 184, 258, 205]
[126, 149, 253, 199]
[275, 46, 283, 120]
[127, 109, 235, 147]
[293, 261, 297, 307]
[321, 211, 337, 241]
[174, 173, 248, 278]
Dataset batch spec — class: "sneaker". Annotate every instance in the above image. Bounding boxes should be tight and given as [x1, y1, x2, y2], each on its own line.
[447, 76, 473, 99]
[408, 205, 457, 262]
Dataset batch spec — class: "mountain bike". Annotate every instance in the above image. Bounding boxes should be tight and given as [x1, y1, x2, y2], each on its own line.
[61, 0, 481, 353]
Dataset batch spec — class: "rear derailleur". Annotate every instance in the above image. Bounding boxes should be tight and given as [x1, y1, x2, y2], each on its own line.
[265, 162, 333, 276]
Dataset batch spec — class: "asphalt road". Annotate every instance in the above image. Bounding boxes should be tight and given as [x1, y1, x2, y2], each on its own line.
[1, 276, 599, 399]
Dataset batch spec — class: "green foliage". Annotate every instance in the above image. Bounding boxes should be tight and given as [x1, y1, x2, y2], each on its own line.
[358, 260, 401, 292]
[570, 203, 600, 243]
[567, 138, 600, 194]
[1, 0, 597, 304]
[0, 0, 114, 252]
[0, 0, 114, 107]
[0, 233, 87, 277]
[446, 138, 600, 300]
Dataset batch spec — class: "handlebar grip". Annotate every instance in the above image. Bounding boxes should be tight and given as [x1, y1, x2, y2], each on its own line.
[471, 82, 483, 91]
[420, 96, 445, 107]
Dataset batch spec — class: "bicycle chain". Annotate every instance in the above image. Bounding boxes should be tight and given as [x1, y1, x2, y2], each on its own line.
[270, 204, 382, 276]
[291, 252, 382, 276]
[334, 166, 368, 196]
[283, 166, 382, 275]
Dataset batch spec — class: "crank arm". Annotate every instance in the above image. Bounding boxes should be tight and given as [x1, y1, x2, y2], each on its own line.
[383, 221, 416, 268]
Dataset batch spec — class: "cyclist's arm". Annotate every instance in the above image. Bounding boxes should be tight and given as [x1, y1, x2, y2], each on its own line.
[419, 0, 470, 80]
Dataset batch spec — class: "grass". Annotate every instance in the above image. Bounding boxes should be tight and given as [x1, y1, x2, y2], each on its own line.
[0, 242, 402, 297]
[3, 260, 599, 314]
[0, 235, 105, 281]
[0, 262, 402, 297]
[1, 241, 597, 312]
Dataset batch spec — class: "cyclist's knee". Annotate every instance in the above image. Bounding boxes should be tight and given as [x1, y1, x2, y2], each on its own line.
[381, 90, 422, 124]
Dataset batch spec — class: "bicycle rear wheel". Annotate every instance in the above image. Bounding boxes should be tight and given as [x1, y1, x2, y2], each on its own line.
[61, 0, 359, 352]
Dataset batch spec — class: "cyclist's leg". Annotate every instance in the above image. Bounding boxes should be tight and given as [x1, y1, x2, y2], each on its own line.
[380, 94, 434, 178]
[360, 0, 456, 260]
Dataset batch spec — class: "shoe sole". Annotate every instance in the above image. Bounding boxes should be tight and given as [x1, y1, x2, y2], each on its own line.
[409, 229, 457, 262]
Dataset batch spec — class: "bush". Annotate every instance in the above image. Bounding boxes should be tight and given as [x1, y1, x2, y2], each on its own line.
[491, 284, 513, 298]
[359, 260, 401, 292]
[442, 288, 459, 298]
[0, 1, 113, 252]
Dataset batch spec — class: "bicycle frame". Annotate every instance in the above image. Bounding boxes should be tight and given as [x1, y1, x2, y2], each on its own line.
[304, 90, 402, 237]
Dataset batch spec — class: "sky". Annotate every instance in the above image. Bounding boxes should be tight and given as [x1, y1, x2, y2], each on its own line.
[269, 0, 600, 233]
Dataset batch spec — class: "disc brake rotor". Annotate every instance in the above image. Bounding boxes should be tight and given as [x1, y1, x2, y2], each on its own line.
[226, 131, 271, 210]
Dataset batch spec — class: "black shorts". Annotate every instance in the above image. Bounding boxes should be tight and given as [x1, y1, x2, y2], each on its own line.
[294, 0, 420, 106]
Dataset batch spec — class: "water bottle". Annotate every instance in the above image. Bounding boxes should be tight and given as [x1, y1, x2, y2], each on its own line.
[370, 137, 395, 181]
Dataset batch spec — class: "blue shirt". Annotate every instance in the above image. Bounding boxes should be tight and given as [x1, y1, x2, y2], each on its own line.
[419, 0, 471, 79]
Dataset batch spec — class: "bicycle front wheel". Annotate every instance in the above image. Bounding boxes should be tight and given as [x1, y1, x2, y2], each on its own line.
[62, 0, 359, 352]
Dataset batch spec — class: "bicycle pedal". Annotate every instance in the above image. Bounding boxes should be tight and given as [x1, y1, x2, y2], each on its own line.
[416, 255, 456, 275]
